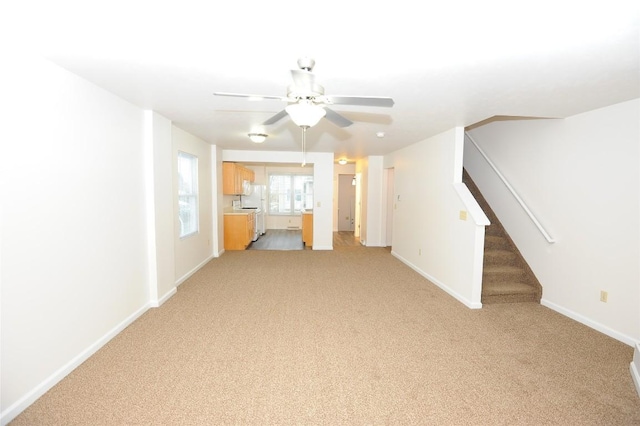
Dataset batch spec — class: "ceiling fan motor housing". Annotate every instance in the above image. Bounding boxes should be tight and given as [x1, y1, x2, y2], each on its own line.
[287, 83, 324, 102]
[297, 57, 315, 72]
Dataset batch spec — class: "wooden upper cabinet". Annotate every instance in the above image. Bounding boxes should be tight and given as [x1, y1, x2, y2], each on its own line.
[222, 163, 236, 194]
[223, 162, 255, 194]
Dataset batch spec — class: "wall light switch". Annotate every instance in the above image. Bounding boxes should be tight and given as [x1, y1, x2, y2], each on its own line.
[459, 210, 468, 221]
[600, 290, 608, 303]
[316, 201, 321, 208]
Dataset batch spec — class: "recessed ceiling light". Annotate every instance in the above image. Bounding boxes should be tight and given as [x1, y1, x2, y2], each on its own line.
[248, 133, 267, 143]
[376, 131, 385, 138]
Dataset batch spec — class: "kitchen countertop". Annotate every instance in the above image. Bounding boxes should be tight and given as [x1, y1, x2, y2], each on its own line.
[301, 210, 313, 215]
[224, 208, 255, 216]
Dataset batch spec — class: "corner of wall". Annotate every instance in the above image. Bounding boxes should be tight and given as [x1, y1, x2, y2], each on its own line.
[630, 343, 640, 398]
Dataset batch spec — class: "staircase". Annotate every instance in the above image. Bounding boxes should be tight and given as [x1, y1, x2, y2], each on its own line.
[463, 170, 542, 304]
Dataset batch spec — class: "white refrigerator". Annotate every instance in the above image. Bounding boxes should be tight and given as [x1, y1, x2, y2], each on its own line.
[241, 184, 266, 236]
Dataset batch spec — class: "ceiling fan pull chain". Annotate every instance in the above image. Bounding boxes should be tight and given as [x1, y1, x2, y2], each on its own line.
[301, 127, 307, 167]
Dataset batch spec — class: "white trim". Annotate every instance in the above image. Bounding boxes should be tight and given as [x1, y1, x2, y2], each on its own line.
[148, 287, 177, 308]
[541, 298, 636, 346]
[175, 254, 215, 287]
[0, 303, 150, 426]
[631, 343, 640, 398]
[453, 182, 490, 226]
[391, 251, 483, 309]
[312, 245, 333, 250]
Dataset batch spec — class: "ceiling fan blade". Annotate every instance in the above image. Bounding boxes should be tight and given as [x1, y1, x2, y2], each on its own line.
[214, 92, 285, 101]
[262, 109, 289, 125]
[325, 96, 394, 107]
[290, 69, 316, 90]
[324, 108, 353, 128]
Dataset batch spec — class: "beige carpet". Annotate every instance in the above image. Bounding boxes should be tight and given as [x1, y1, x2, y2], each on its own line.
[11, 247, 640, 425]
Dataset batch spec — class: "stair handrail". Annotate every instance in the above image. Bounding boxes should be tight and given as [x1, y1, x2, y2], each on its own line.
[465, 132, 555, 243]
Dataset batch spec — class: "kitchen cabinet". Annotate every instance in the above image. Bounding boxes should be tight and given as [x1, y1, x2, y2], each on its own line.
[224, 211, 255, 250]
[223, 162, 255, 195]
[302, 211, 313, 247]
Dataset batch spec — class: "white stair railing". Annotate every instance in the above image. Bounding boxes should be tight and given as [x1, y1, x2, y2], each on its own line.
[465, 132, 555, 244]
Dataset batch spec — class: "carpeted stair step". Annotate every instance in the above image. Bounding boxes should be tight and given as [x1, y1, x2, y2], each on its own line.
[484, 249, 518, 267]
[483, 264, 528, 283]
[485, 235, 510, 250]
[485, 224, 503, 236]
[481, 281, 539, 304]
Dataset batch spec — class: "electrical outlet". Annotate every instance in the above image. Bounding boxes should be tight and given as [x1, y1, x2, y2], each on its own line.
[418, 249, 422, 255]
[600, 290, 608, 303]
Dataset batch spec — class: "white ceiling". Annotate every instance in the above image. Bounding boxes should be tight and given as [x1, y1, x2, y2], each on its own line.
[15, 1, 640, 162]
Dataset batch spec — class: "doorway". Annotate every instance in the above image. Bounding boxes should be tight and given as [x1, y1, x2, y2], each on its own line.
[338, 174, 356, 232]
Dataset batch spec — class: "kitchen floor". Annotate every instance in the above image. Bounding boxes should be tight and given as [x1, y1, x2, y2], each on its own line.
[248, 229, 303, 250]
[247, 230, 359, 250]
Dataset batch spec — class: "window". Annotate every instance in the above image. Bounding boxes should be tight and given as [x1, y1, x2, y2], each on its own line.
[177, 151, 198, 238]
[268, 174, 313, 215]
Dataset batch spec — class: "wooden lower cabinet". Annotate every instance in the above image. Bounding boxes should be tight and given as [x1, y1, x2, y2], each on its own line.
[224, 212, 255, 250]
[302, 213, 313, 247]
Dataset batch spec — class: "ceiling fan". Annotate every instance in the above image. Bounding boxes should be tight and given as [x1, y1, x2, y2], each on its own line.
[214, 57, 394, 129]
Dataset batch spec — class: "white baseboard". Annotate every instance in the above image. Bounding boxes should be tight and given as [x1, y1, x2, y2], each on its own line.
[391, 250, 482, 309]
[631, 344, 640, 398]
[0, 303, 150, 426]
[540, 299, 636, 347]
[149, 286, 177, 308]
[312, 245, 333, 250]
[175, 254, 215, 287]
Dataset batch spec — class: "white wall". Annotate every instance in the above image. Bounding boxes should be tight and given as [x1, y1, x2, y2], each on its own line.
[356, 158, 369, 244]
[383, 168, 395, 246]
[383, 128, 485, 308]
[363, 156, 385, 246]
[464, 98, 640, 344]
[211, 145, 224, 257]
[173, 125, 214, 284]
[222, 150, 334, 250]
[0, 58, 153, 423]
[333, 163, 356, 231]
[145, 111, 176, 306]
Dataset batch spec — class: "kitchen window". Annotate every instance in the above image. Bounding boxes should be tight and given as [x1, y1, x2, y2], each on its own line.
[177, 151, 199, 238]
[268, 174, 313, 215]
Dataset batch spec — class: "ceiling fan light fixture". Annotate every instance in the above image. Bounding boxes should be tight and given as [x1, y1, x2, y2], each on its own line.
[285, 103, 326, 128]
[248, 133, 268, 143]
